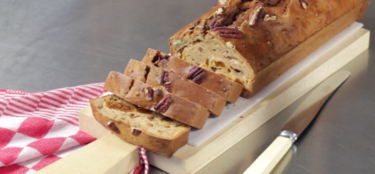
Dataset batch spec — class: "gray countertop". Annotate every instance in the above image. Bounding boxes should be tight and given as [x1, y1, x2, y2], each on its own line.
[0, 0, 373, 173]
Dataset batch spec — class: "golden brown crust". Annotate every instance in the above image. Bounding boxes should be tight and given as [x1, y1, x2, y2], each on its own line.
[142, 48, 243, 103]
[90, 95, 190, 157]
[124, 59, 226, 116]
[169, 0, 367, 97]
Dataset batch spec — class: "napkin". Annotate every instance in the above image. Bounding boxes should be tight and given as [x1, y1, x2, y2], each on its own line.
[0, 83, 149, 174]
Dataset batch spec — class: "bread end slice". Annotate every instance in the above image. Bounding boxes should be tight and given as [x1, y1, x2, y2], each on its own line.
[90, 95, 190, 157]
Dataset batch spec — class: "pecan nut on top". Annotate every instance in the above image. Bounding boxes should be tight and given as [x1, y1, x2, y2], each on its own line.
[213, 27, 245, 39]
[249, 4, 263, 27]
[208, 19, 223, 29]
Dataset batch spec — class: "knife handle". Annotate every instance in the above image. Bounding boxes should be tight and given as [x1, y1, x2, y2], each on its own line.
[243, 136, 292, 174]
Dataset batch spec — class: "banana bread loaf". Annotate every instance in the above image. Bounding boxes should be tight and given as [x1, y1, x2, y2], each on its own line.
[124, 59, 227, 116]
[169, 0, 369, 98]
[90, 95, 190, 157]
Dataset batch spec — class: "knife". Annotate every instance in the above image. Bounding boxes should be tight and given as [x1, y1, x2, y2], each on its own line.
[243, 71, 351, 174]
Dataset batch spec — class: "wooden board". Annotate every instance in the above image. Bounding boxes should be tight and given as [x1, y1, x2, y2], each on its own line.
[36, 2, 370, 173]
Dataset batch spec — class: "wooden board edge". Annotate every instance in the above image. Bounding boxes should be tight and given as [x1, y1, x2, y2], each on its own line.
[36, 134, 139, 174]
[79, 105, 109, 139]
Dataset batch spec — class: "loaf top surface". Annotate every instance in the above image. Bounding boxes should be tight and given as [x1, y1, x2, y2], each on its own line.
[91, 95, 190, 139]
[171, 0, 361, 73]
[169, 0, 362, 96]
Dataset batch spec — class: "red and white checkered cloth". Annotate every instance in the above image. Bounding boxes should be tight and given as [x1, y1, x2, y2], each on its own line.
[0, 83, 149, 174]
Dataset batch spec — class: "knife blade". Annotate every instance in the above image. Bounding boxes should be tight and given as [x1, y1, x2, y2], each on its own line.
[243, 71, 351, 174]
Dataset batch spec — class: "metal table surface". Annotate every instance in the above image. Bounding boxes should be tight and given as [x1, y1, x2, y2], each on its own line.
[0, 0, 373, 173]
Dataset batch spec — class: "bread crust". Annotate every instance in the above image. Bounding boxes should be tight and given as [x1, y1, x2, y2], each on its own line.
[142, 48, 243, 103]
[169, 0, 367, 97]
[90, 95, 190, 157]
[124, 59, 227, 116]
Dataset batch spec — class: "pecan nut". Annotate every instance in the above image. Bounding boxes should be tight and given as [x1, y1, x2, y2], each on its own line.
[131, 128, 142, 136]
[187, 65, 205, 84]
[144, 86, 153, 101]
[300, 0, 308, 10]
[156, 59, 169, 68]
[160, 70, 172, 92]
[213, 27, 245, 39]
[249, 4, 263, 27]
[160, 70, 169, 85]
[152, 53, 170, 68]
[154, 94, 172, 113]
[107, 121, 120, 134]
[164, 82, 172, 93]
[208, 19, 222, 29]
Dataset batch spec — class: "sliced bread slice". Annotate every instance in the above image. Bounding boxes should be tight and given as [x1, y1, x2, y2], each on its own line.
[90, 94, 190, 158]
